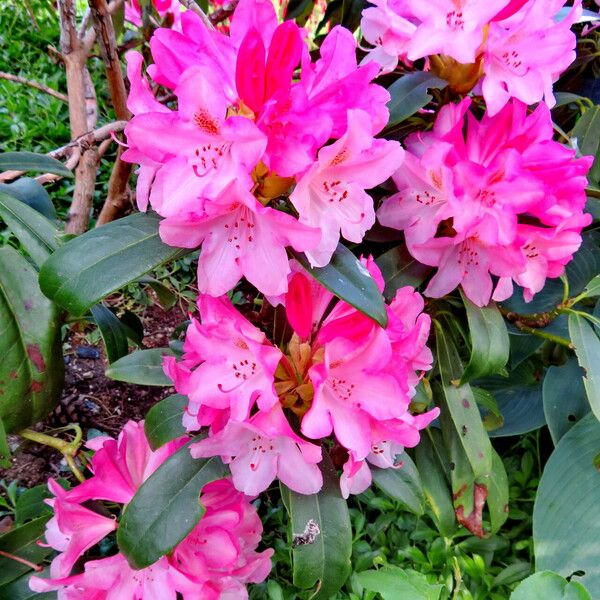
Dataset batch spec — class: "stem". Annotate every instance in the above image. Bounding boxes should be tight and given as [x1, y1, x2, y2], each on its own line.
[513, 324, 573, 349]
[0, 550, 43, 572]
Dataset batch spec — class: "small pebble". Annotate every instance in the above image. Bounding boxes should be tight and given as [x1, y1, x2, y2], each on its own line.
[75, 346, 100, 359]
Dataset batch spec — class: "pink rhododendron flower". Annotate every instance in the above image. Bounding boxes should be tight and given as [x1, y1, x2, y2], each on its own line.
[123, 0, 400, 294]
[360, 0, 581, 114]
[378, 98, 593, 306]
[30, 422, 272, 599]
[125, 0, 182, 30]
[167, 261, 437, 498]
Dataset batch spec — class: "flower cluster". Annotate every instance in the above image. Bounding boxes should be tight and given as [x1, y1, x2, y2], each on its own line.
[165, 258, 438, 498]
[378, 98, 592, 306]
[360, 0, 581, 114]
[122, 0, 403, 296]
[30, 421, 272, 599]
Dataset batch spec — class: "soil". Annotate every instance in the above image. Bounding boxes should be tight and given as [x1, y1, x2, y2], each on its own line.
[0, 300, 187, 489]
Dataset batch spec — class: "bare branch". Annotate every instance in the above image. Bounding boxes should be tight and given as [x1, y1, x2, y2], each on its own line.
[177, 0, 215, 29]
[0, 71, 69, 103]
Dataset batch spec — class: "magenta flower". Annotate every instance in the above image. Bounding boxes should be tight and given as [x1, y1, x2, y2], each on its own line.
[30, 423, 273, 599]
[378, 98, 593, 306]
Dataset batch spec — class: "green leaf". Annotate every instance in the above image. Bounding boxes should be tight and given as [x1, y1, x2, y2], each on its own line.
[0, 177, 56, 220]
[572, 106, 600, 186]
[105, 348, 174, 386]
[534, 413, 600, 593]
[90, 304, 129, 364]
[375, 245, 431, 302]
[118, 310, 144, 346]
[144, 278, 178, 310]
[386, 72, 447, 130]
[0, 516, 51, 586]
[117, 443, 225, 569]
[358, 565, 444, 600]
[511, 572, 591, 600]
[0, 420, 10, 469]
[580, 274, 600, 299]
[543, 358, 589, 445]
[371, 452, 424, 515]
[568, 313, 600, 422]
[0, 246, 63, 433]
[0, 191, 60, 267]
[39, 212, 188, 316]
[291, 243, 387, 327]
[0, 568, 56, 599]
[280, 456, 352, 599]
[145, 394, 188, 450]
[414, 430, 456, 538]
[15, 485, 53, 525]
[0, 152, 72, 177]
[460, 295, 509, 384]
[435, 323, 492, 478]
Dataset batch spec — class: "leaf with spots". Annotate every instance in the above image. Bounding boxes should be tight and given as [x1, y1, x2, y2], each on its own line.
[0, 246, 63, 433]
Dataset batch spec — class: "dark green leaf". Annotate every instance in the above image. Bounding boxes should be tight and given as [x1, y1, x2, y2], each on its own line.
[534, 414, 600, 593]
[39, 212, 188, 316]
[375, 244, 431, 301]
[0, 246, 63, 432]
[15, 485, 53, 525]
[117, 443, 225, 569]
[0, 516, 51, 586]
[435, 323, 492, 478]
[145, 394, 188, 450]
[568, 313, 600, 422]
[572, 106, 600, 185]
[386, 72, 446, 130]
[0, 152, 72, 177]
[0, 420, 10, 469]
[145, 279, 177, 310]
[371, 452, 424, 515]
[105, 348, 174, 386]
[0, 178, 56, 220]
[291, 243, 387, 327]
[358, 565, 444, 599]
[0, 568, 56, 599]
[118, 310, 144, 346]
[543, 358, 589, 445]
[460, 295, 509, 384]
[511, 571, 591, 600]
[0, 191, 60, 267]
[90, 304, 129, 364]
[280, 456, 352, 599]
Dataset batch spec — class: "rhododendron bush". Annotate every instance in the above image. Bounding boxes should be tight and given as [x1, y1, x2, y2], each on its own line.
[1, 0, 600, 597]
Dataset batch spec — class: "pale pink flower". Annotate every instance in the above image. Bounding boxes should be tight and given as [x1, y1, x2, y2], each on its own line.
[191, 404, 323, 495]
[290, 109, 404, 266]
[378, 98, 593, 306]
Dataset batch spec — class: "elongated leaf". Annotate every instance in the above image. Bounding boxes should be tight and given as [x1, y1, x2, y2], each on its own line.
[39, 212, 188, 316]
[414, 431, 456, 538]
[106, 348, 173, 386]
[0, 177, 56, 220]
[435, 324, 492, 478]
[534, 414, 600, 593]
[0, 420, 10, 469]
[568, 313, 600, 422]
[15, 485, 53, 525]
[0, 191, 59, 267]
[291, 243, 387, 327]
[0, 247, 63, 433]
[145, 394, 188, 450]
[280, 457, 352, 599]
[572, 106, 600, 185]
[371, 452, 424, 515]
[511, 571, 591, 600]
[580, 274, 600, 298]
[0, 516, 51, 586]
[543, 358, 589, 445]
[117, 443, 225, 569]
[386, 72, 446, 129]
[0, 568, 56, 599]
[90, 304, 129, 364]
[460, 295, 509, 384]
[0, 152, 72, 177]
[375, 244, 431, 301]
[358, 566, 444, 600]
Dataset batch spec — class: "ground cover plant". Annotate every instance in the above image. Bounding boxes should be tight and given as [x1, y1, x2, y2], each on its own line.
[0, 0, 600, 598]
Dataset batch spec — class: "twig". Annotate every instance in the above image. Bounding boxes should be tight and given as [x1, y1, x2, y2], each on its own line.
[177, 0, 215, 29]
[209, 0, 238, 25]
[0, 71, 68, 103]
[0, 550, 43, 572]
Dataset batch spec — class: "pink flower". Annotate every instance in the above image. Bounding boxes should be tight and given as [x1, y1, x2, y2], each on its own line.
[30, 424, 273, 599]
[191, 404, 323, 495]
[290, 109, 404, 266]
[125, 0, 182, 30]
[164, 294, 283, 424]
[378, 98, 593, 306]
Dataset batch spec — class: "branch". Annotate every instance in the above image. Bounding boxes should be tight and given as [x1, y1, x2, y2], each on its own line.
[0, 71, 68, 103]
[209, 0, 238, 25]
[177, 0, 215, 29]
